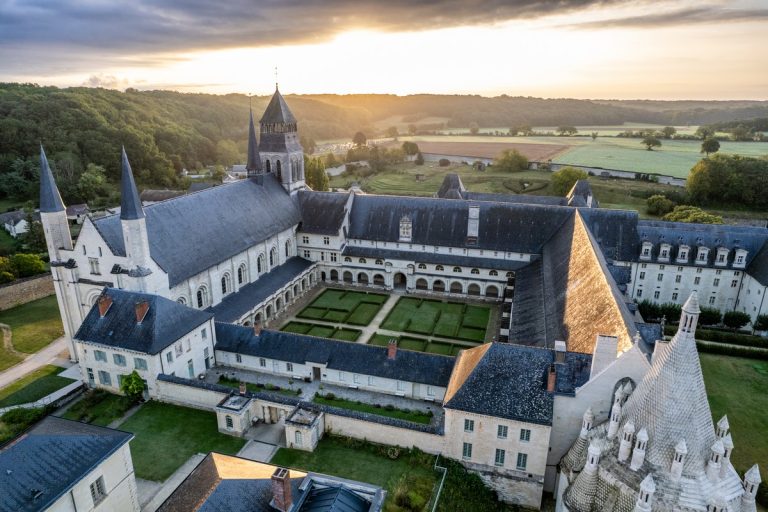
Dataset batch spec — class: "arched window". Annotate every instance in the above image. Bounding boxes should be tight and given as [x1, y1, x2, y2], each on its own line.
[418, 263, 426, 270]
[238, 264, 247, 285]
[471, 268, 479, 275]
[221, 274, 231, 295]
[285, 239, 292, 257]
[453, 267, 462, 273]
[265, 160, 271, 173]
[257, 254, 265, 273]
[344, 257, 352, 263]
[276, 160, 282, 181]
[225, 415, 233, 429]
[506, 272, 513, 278]
[270, 247, 278, 266]
[489, 270, 498, 276]
[196, 286, 209, 308]
[375, 259, 383, 265]
[176, 297, 187, 305]
[359, 258, 367, 264]
[436, 265, 444, 271]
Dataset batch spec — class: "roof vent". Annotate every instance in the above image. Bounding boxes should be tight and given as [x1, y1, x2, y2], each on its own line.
[135, 300, 150, 323]
[97, 294, 113, 318]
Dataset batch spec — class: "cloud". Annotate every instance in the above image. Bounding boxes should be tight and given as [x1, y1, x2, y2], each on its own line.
[564, 6, 768, 29]
[82, 74, 131, 89]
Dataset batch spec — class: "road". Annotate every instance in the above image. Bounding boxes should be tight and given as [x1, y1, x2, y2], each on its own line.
[0, 336, 70, 389]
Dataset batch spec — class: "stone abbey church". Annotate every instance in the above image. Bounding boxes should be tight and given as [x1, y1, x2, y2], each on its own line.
[39, 87, 762, 509]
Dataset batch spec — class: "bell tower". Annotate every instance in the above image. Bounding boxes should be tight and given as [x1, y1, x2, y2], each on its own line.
[259, 85, 305, 194]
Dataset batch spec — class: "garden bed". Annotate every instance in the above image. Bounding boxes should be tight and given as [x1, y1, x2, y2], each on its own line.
[367, 333, 471, 356]
[281, 321, 362, 342]
[297, 289, 388, 326]
[381, 298, 489, 342]
[62, 390, 135, 426]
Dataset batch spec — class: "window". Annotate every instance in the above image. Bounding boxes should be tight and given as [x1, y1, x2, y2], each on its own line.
[718, 253, 726, 263]
[427, 385, 434, 396]
[471, 268, 479, 275]
[90, 476, 107, 505]
[175, 342, 183, 357]
[397, 380, 405, 391]
[716, 269, 722, 275]
[653, 291, 660, 299]
[731, 280, 738, 288]
[641, 263, 647, 268]
[196, 287, 208, 308]
[418, 263, 427, 270]
[359, 258, 367, 264]
[185, 339, 191, 352]
[435, 265, 444, 272]
[636, 289, 643, 298]
[258, 254, 265, 273]
[737, 255, 745, 264]
[88, 257, 100, 275]
[657, 273, 663, 282]
[639, 272, 645, 280]
[270, 247, 277, 266]
[221, 275, 230, 295]
[495, 449, 505, 467]
[709, 296, 716, 305]
[286, 362, 294, 372]
[259, 358, 266, 367]
[338, 371, 345, 381]
[453, 267, 462, 273]
[679, 250, 688, 260]
[497, 425, 508, 439]
[697, 268, 702, 273]
[94, 350, 107, 362]
[462, 442, 472, 460]
[520, 429, 531, 442]
[237, 265, 247, 285]
[323, 236, 330, 245]
[375, 259, 383, 265]
[82, 245, 87, 255]
[320, 252, 326, 262]
[295, 430, 303, 446]
[516, 453, 528, 470]
[302, 236, 309, 244]
[694, 277, 701, 285]
[304, 250, 311, 258]
[236, 354, 242, 363]
[489, 270, 498, 276]
[344, 257, 352, 263]
[672, 292, 678, 301]
[353, 373, 360, 384]
[113, 354, 126, 367]
[331, 253, 337, 262]
[187, 360, 194, 378]
[399, 216, 412, 242]
[98, 371, 111, 386]
[464, 419, 475, 432]
[202, 328, 207, 340]
[714, 278, 720, 287]
[225, 415, 233, 430]
[368, 376, 374, 386]
[642, 247, 650, 257]
[674, 275, 681, 283]
[166, 352, 173, 363]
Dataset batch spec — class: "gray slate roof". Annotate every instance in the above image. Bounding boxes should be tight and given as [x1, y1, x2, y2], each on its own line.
[443, 343, 591, 425]
[747, 240, 768, 286]
[39, 146, 65, 213]
[260, 87, 297, 124]
[207, 257, 313, 323]
[463, 191, 568, 206]
[296, 485, 371, 512]
[342, 246, 531, 272]
[214, 324, 455, 387]
[92, 175, 301, 287]
[246, 108, 262, 173]
[297, 191, 349, 235]
[75, 287, 213, 355]
[0, 416, 132, 512]
[0, 210, 38, 225]
[120, 148, 145, 220]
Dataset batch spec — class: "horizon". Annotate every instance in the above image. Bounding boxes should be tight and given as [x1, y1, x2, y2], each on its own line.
[1, 1, 767, 100]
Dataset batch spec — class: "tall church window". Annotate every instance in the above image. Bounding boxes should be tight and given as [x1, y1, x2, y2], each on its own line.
[285, 239, 292, 257]
[257, 254, 265, 273]
[196, 286, 208, 308]
[270, 247, 278, 266]
[265, 160, 271, 173]
[276, 160, 282, 181]
[221, 274, 231, 295]
[238, 264, 247, 285]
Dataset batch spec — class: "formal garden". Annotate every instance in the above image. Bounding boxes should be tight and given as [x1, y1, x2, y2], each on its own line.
[297, 288, 388, 325]
[380, 297, 489, 342]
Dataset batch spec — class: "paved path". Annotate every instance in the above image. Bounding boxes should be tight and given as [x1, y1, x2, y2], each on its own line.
[0, 364, 82, 415]
[140, 453, 206, 512]
[0, 336, 70, 389]
[358, 294, 401, 342]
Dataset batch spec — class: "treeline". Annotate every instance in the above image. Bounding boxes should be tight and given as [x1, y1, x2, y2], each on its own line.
[700, 117, 768, 141]
[687, 154, 768, 209]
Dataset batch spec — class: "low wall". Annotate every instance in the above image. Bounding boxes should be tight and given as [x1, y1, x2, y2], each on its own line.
[0, 273, 55, 311]
[322, 413, 444, 453]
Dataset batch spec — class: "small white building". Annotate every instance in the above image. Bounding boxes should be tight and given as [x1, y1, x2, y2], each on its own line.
[0, 416, 139, 512]
[0, 209, 38, 238]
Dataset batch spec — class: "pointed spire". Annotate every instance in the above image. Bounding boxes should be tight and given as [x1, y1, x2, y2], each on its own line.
[683, 291, 701, 314]
[39, 145, 65, 213]
[260, 86, 297, 125]
[120, 147, 145, 220]
[246, 107, 262, 173]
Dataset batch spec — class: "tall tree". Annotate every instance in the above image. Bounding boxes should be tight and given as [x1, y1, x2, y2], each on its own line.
[700, 138, 720, 156]
[493, 150, 528, 173]
[642, 135, 661, 151]
[660, 126, 677, 139]
[556, 126, 578, 136]
[352, 132, 367, 147]
[551, 167, 588, 195]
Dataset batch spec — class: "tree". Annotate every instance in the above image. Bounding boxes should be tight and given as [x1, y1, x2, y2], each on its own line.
[77, 163, 108, 202]
[591, 132, 598, 141]
[518, 124, 533, 136]
[699, 307, 722, 326]
[753, 314, 768, 331]
[210, 165, 226, 182]
[385, 126, 399, 138]
[695, 126, 715, 139]
[19, 216, 47, 253]
[646, 195, 675, 216]
[723, 311, 751, 331]
[414, 152, 424, 166]
[352, 132, 367, 147]
[663, 205, 723, 224]
[401, 141, 420, 156]
[660, 126, 677, 139]
[731, 125, 752, 141]
[407, 124, 417, 136]
[438, 159, 450, 167]
[493, 149, 529, 173]
[10, 253, 45, 277]
[556, 126, 578, 136]
[120, 370, 145, 403]
[700, 138, 720, 156]
[300, 136, 317, 155]
[642, 135, 661, 151]
[324, 152, 338, 168]
[468, 122, 480, 135]
[551, 167, 589, 196]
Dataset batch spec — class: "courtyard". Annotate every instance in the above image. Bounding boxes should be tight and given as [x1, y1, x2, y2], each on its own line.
[277, 287, 497, 356]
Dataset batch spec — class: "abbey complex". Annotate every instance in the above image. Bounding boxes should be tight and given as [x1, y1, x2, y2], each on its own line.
[33, 88, 762, 510]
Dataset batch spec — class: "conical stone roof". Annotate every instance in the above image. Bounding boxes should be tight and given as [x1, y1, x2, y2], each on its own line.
[260, 86, 296, 124]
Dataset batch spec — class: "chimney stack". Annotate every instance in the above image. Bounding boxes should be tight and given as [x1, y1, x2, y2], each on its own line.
[135, 300, 150, 323]
[97, 294, 113, 318]
[547, 364, 557, 392]
[554, 340, 566, 364]
[253, 323, 262, 336]
[239, 381, 246, 396]
[271, 467, 292, 512]
[387, 339, 397, 360]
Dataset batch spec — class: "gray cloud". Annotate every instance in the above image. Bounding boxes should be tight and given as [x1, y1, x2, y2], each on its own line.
[564, 6, 768, 29]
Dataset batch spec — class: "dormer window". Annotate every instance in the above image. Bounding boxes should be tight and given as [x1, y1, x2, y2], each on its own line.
[640, 242, 653, 260]
[715, 247, 729, 266]
[677, 245, 689, 262]
[658, 243, 671, 261]
[734, 249, 747, 268]
[399, 215, 412, 242]
[696, 247, 709, 264]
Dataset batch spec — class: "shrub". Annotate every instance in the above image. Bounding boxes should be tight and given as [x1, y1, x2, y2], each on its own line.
[646, 194, 676, 216]
[323, 392, 336, 400]
[551, 167, 588, 196]
[493, 149, 528, 173]
[658, 302, 682, 323]
[753, 314, 768, 331]
[723, 311, 751, 331]
[438, 158, 450, 167]
[414, 152, 424, 165]
[699, 307, 722, 326]
[10, 253, 45, 277]
[663, 205, 723, 224]
[120, 370, 145, 403]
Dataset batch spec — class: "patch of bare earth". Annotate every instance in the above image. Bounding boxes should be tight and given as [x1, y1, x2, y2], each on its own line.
[415, 141, 570, 161]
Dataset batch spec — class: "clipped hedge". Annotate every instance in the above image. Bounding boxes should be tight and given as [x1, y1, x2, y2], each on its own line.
[696, 341, 768, 361]
[665, 324, 768, 349]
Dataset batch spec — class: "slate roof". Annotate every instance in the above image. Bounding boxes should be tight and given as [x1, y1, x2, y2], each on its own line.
[443, 343, 591, 425]
[296, 486, 371, 512]
[246, 108, 262, 173]
[436, 174, 465, 198]
[39, 146, 65, 213]
[140, 189, 186, 202]
[463, 191, 568, 206]
[747, 240, 768, 286]
[579, 208, 640, 262]
[207, 257, 314, 323]
[75, 287, 213, 355]
[347, 194, 573, 253]
[341, 246, 531, 272]
[120, 148, 145, 220]
[214, 324, 456, 387]
[260, 87, 297, 124]
[0, 416, 133, 512]
[635, 322, 663, 345]
[565, 180, 598, 208]
[66, 203, 89, 216]
[0, 210, 38, 226]
[297, 191, 349, 235]
[92, 175, 301, 287]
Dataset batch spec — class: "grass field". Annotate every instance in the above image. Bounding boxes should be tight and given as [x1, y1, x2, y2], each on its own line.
[381, 297, 489, 342]
[0, 295, 64, 371]
[368, 333, 475, 356]
[118, 401, 246, 481]
[281, 321, 362, 342]
[0, 365, 74, 407]
[298, 289, 388, 326]
[700, 354, 768, 476]
[62, 390, 136, 426]
[314, 393, 433, 424]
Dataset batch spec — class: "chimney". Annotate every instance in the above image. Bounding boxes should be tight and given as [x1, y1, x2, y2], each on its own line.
[387, 339, 397, 360]
[271, 467, 292, 512]
[253, 323, 262, 336]
[239, 381, 246, 396]
[97, 294, 113, 318]
[554, 340, 566, 364]
[546, 364, 557, 392]
[135, 300, 150, 323]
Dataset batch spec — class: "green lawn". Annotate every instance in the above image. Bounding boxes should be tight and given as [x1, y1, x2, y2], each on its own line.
[280, 321, 361, 342]
[0, 365, 75, 407]
[298, 289, 388, 325]
[381, 297, 490, 342]
[0, 228, 18, 255]
[700, 354, 768, 476]
[62, 390, 136, 426]
[0, 295, 64, 356]
[117, 401, 246, 481]
[367, 333, 474, 357]
[314, 394, 433, 424]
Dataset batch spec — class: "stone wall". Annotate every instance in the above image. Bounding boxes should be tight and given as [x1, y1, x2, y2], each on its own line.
[0, 273, 54, 311]
[322, 413, 445, 454]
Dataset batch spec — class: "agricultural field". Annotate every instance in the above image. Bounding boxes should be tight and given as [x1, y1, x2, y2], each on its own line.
[412, 140, 569, 162]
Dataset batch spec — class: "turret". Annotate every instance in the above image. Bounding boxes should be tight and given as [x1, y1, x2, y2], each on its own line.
[607, 387, 625, 439]
[741, 464, 762, 511]
[678, 291, 700, 336]
[629, 427, 648, 471]
[39, 145, 72, 257]
[618, 421, 635, 462]
[584, 441, 601, 474]
[581, 407, 594, 436]
[259, 85, 305, 194]
[706, 439, 725, 482]
[634, 475, 656, 512]
[671, 439, 687, 481]
[119, 148, 153, 290]
[716, 415, 729, 438]
[721, 434, 733, 478]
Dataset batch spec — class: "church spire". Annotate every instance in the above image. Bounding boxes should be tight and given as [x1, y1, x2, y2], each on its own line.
[120, 147, 144, 220]
[246, 107, 262, 174]
[39, 145, 65, 213]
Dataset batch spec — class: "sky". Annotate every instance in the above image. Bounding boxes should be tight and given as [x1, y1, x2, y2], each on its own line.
[1, 0, 767, 100]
